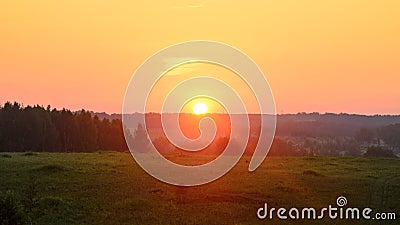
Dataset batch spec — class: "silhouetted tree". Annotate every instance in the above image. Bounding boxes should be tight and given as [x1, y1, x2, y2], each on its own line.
[131, 123, 150, 153]
[109, 119, 128, 151]
[355, 128, 374, 143]
[267, 138, 301, 156]
[0, 102, 128, 152]
[75, 110, 97, 151]
[379, 124, 400, 148]
[363, 146, 396, 158]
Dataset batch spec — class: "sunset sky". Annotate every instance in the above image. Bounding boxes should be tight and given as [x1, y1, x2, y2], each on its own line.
[1, 0, 399, 115]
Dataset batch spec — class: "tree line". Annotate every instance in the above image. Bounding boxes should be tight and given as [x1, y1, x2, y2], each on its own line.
[0, 102, 127, 152]
[1, 101, 399, 157]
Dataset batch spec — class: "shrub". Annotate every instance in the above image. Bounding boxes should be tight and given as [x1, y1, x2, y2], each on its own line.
[363, 146, 396, 158]
[0, 154, 11, 158]
[0, 190, 26, 225]
[33, 196, 74, 224]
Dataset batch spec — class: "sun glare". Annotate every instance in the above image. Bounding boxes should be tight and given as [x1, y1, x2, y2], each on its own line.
[193, 102, 208, 115]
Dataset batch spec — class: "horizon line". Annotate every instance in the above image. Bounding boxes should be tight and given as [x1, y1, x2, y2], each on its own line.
[1, 101, 399, 117]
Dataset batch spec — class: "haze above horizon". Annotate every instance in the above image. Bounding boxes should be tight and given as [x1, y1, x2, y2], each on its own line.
[1, 1, 399, 115]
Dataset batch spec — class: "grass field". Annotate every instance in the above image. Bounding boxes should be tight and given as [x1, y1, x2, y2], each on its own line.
[0, 152, 399, 224]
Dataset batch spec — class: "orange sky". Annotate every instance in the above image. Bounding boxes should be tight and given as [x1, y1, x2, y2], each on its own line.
[1, 0, 399, 115]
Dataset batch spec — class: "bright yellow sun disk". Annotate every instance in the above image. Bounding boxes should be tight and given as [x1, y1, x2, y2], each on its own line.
[193, 102, 207, 115]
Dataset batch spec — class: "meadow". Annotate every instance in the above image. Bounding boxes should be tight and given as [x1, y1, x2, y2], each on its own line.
[0, 152, 399, 224]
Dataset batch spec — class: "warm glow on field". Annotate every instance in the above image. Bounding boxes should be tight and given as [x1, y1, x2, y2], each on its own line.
[193, 102, 207, 115]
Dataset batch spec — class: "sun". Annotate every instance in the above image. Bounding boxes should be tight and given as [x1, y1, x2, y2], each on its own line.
[193, 102, 208, 115]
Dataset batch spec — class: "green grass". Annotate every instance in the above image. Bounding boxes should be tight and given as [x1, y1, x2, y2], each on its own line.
[0, 152, 399, 224]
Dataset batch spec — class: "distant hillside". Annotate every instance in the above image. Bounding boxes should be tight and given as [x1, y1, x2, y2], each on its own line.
[90, 112, 122, 121]
[91, 112, 400, 138]
[277, 113, 400, 137]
